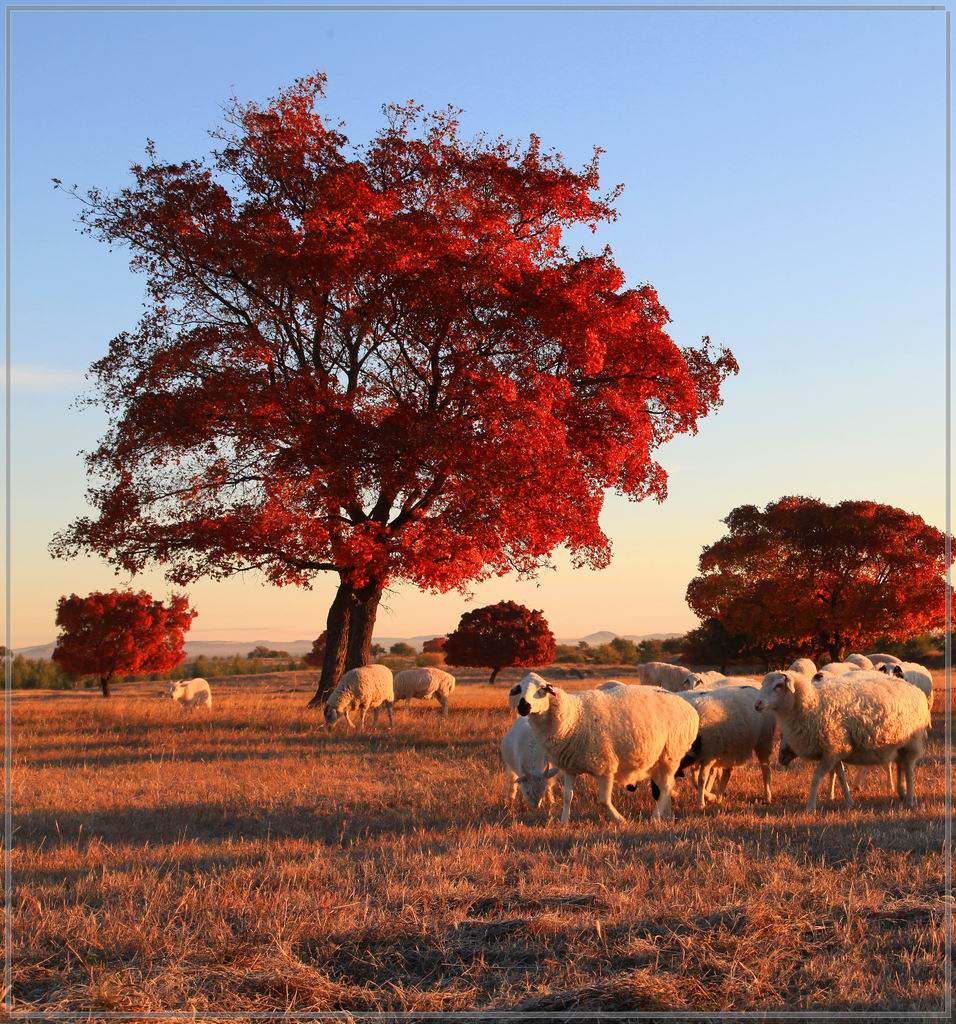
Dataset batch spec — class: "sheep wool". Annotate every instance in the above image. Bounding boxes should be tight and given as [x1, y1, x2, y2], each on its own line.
[845, 653, 874, 670]
[788, 658, 817, 677]
[756, 670, 930, 810]
[500, 716, 560, 810]
[324, 665, 395, 729]
[509, 673, 699, 822]
[390, 667, 456, 716]
[632, 662, 696, 692]
[167, 678, 212, 711]
[678, 685, 777, 808]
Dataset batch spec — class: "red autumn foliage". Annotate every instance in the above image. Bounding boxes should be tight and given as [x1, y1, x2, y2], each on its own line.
[49, 73, 737, 703]
[303, 631, 328, 668]
[52, 590, 195, 697]
[686, 497, 952, 664]
[444, 601, 556, 684]
[422, 636, 447, 654]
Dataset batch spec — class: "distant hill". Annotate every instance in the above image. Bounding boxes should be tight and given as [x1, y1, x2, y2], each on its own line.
[14, 630, 681, 660]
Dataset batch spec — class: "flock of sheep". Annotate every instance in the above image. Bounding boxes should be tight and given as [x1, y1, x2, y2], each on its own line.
[163, 653, 934, 824]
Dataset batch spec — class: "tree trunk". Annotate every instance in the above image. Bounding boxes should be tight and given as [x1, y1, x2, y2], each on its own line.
[489, 666, 501, 685]
[345, 580, 385, 670]
[100, 676, 111, 698]
[308, 582, 352, 707]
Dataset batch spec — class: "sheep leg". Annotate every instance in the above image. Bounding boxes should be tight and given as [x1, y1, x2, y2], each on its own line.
[371, 707, 380, 727]
[344, 709, 355, 729]
[808, 758, 838, 811]
[887, 762, 897, 796]
[834, 762, 854, 805]
[437, 693, 449, 717]
[828, 769, 838, 801]
[559, 772, 575, 824]
[359, 707, 367, 729]
[696, 762, 711, 810]
[651, 773, 675, 821]
[714, 767, 732, 802]
[405, 696, 412, 710]
[903, 759, 916, 808]
[760, 761, 772, 803]
[505, 770, 518, 804]
[597, 775, 624, 823]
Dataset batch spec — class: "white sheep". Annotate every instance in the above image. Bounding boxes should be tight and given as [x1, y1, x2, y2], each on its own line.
[509, 672, 699, 822]
[788, 658, 817, 676]
[632, 662, 696, 692]
[845, 653, 874, 670]
[815, 662, 860, 677]
[678, 685, 777, 809]
[780, 669, 898, 799]
[867, 653, 903, 667]
[692, 675, 759, 692]
[878, 662, 934, 710]
[324, 665, 394, 729]
[755, 670, 930, 810]
[500, 717, 560, 810]
[596, 680, 629, 693]
[389, 667, 456, 716]
[166, 678, 212, 711]
[685, 670, 727, 689]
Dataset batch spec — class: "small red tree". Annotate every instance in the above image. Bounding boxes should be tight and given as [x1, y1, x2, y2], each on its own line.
[50, 74, 737, 706]
[686, 497, 952, 663]
[445, 601, 556, 684]
[422, 636, 447, 654]
[52, 590, 195, 697]
[303, 631, 327, 668]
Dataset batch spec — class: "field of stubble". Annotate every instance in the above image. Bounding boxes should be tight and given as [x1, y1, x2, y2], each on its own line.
[12, 669, 950, 1019]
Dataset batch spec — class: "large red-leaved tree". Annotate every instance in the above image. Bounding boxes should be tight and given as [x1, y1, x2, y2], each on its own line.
[52, 590, 195, 696]
[444, 600, 555, 684]
[50, 73, 737, 704]
[686, 496, 952, 663]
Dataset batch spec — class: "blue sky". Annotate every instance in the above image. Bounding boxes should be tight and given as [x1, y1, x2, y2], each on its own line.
[7, 3, 948, 645]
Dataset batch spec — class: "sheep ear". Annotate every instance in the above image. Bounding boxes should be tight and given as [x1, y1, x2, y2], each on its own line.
[516, 775, 528, 784]
[543, 767, 561, 779]
[784, 674, 796, 692]
[543, 684, 556, 695]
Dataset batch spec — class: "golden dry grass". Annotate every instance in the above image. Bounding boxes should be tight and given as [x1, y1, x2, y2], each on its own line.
[12, 668, 951, 1017]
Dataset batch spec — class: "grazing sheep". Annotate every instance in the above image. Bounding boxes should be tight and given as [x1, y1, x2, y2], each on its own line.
[632, 662, 696, 692]
[845, 653, 874, 670]
[509, 673, 699, 822]
[389, 667, 456, 716]
[685, 670, 727, 689]
[500, 717, 560, 810]
[867, 653, 903, 667]
[755, 670, 930, 810]
[878, 662, 934, 710]
[678, 685, 777, 808]
[324, 665, 394, 729]
[167, 678, 212, 711]
[816, 662, 860, 677]
[788, 658, 817, 677]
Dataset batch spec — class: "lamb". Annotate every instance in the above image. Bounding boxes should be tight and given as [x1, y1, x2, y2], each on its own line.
[632, 662, 696, 692]
[845, 653, 874, 670]
[323, 665, 394, 729]
[167, 678, 212, 711]
[867, 653, 903, 667]
[389, 667, 456, 716]
[755, 670, 930, 810]
[788, 658, 817, 677]
[509, 672, 699, 822]
[878, 662, 934, 710]
[500, 717, 560, 810]
[678, 685, 777, 808]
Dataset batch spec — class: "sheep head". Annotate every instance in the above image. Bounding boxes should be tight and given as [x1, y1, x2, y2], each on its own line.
[509, 673, 555, 717]
[755, 670, 796, 713]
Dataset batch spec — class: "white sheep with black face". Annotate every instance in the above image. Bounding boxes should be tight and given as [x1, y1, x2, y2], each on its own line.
[508, 673, 699, 823]
[877, 662, 934, 710]
[500, 717, 561, 811]
[166, 678, 212, 711]
[755, 670, 930, 811]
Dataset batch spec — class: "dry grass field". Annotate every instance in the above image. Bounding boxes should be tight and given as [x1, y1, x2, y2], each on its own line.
[12, 668, 951, 1019]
